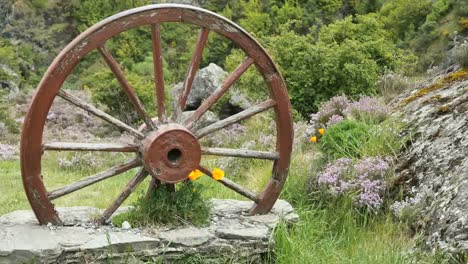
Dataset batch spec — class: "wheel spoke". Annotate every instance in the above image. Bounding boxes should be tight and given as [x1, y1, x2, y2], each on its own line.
[198, 165, 258, 202]
[184, 57, 254, 129]
[57, 90, 144, 139]
[151, 23, 167, 123]
[98, 45, 157, 130]
[201, 147, 279, 160]
[48, 159, 141, 200]
[43, 142, 139, 152]
[98, 167, 148, 224]
[173, 28, 210, 121]
[195, 99, 276, 138]
[145, 177, 161, 200]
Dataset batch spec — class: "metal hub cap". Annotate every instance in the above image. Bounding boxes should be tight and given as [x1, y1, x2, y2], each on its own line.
[141, 124, 201, 183]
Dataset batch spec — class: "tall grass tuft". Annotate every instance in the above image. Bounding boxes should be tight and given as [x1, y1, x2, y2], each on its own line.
[451, 41, 468, 68]
[376, 73, 412, 102]
[112, 182, 211, 228]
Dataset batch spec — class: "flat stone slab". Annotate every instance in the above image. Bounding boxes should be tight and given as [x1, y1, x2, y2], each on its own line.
[0, 199, 298, 263]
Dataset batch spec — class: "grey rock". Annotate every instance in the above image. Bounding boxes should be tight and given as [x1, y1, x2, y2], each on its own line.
[229, 90, 252, 110]
[172, 63, 226, 110]
[171, 63, 252, 117]
[216, 227, 269, 240]
[392, 76, 468, 254]
[181, 110, 219, 130]
[0, 199, 297, 263]
[159, 227, 213, 246]
[121, 221, 131, 230]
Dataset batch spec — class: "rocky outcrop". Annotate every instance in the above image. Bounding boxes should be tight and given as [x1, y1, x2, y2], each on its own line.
[0, 199, 298, 263]
[393, 69, 468, 254]
[172, 63, 252, 117]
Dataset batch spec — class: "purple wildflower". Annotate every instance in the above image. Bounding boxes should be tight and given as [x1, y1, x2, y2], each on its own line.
[317, 156, 390, 209]
[326, 114, 345, 127]
[316, 95, 351, 125]
[344, 96, 390, 124]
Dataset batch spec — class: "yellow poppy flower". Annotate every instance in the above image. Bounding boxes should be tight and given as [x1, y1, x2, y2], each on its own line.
[310, 136, 317, 143]
[318, 128, 325, 135]
[212, 168, 225, 181]
[188, 169, 202, 181]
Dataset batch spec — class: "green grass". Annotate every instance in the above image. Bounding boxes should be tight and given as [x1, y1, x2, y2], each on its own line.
[271, 151, 413, 263]
[113, 181, 211, 228]
[0, 113, 442, 263]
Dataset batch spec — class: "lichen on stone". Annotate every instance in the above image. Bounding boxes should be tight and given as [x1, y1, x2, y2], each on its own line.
[400, 68, 468, 106]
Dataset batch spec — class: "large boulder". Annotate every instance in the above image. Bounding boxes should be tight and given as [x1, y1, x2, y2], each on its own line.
[392, 69, 468, 254]
[172, 63, 226, 110]
[172, 63, 252, 116]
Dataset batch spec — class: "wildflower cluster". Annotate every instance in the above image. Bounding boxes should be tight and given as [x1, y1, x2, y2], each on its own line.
[317, 157, 390, 209]
[313, 95, 390, 127]
[316, 95, 350, 125]
[309, 127, 325, 143]
[344, 96, 390, 124]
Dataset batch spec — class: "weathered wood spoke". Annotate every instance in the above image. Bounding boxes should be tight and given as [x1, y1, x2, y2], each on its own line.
[57, 90, 144, 139]
[98, 45, 157, 130]
[48, 159, 141, 200]
[42, 142, 139, 152]
[98, 167, 148, 224]
[145, 177, 161, 200]
[173, 28, 210, 121]
[151, 23, 167, 123]
[195, 99, 276, 138]
[201, 147, 279, 160]
[198, 165, 258, 202]
[184, 57, 254, 129]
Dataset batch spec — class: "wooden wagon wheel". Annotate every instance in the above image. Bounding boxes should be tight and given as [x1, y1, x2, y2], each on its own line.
[20, 4, 293, 226]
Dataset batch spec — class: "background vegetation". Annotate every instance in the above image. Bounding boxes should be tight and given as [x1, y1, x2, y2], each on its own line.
[1, 0, 467, 263]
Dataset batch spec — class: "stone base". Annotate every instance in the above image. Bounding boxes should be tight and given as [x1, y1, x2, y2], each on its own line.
[0, 199, 298, 263]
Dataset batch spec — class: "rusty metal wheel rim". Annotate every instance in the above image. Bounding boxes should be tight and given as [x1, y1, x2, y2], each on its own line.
[20, 4, 293, 225]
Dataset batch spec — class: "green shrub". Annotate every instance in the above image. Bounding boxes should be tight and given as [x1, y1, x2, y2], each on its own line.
[320, 120, 370, 159]
[86, 69, 155, 125]
[360, 118, 409, 158]
[112, 182, 211, 228]
[265, 14, 412, 117]
[380, 0, 433, 40]
[0, 91, 19, 134]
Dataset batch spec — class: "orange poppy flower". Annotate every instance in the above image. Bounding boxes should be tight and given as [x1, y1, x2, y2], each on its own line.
[212, 168, 225, 180]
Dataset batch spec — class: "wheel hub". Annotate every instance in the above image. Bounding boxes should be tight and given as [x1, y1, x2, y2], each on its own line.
[141, 124, 201, 183]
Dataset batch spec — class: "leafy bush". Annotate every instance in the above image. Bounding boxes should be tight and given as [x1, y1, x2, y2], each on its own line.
[112, 182, 211, 228]
[380, 0, 433, 40]
[320, 120, 370, 159]
[86, 69, 155, 125]
[0, 38, 20, 85]
[266, 14, 412, 117]
[0, 91, 19, 134]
